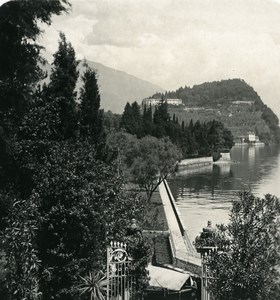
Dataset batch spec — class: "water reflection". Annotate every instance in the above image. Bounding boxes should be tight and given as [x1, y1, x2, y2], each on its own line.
[167, 145, 280, 242]
[248, 146, 255, 166]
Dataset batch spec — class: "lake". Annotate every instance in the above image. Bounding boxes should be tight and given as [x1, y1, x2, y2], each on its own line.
[167, 145, 280, 242]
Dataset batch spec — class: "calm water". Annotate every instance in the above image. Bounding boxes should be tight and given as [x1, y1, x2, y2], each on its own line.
[167, 145, 280, 242]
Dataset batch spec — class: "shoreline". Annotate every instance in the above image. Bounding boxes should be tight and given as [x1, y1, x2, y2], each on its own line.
[177, 149, 237, 169]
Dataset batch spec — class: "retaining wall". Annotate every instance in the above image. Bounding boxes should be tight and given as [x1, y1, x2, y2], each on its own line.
[178, 157, 213, 168]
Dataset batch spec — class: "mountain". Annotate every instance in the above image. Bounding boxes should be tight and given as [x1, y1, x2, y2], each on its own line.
[80, 61, 164, 113]
[151, 79, 280, 144]
[42, 60, 164, 114]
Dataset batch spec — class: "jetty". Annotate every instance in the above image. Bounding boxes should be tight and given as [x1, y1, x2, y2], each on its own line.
[159, 179, 201, 274]
[178, 157, 213, 169]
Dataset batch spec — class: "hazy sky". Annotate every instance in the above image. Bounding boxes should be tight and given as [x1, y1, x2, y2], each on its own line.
[3, 0, 280, 117]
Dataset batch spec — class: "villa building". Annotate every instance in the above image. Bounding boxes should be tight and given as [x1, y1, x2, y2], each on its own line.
[142, 98, 183, 107]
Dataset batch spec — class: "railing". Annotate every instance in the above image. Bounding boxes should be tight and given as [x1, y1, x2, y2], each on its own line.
[163, 179, 198, 257]
[163, 179, 185, 236]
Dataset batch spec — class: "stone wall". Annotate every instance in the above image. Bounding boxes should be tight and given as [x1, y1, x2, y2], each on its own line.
[178, 157, 213, 168]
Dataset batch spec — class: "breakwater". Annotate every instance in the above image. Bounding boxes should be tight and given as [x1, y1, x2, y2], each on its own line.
[178, 157, 213, 169]
[159, 180, 201, 274]
[178, 154, 231, 172]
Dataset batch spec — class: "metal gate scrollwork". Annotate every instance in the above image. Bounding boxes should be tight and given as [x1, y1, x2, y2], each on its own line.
[106, 241, 134, 300]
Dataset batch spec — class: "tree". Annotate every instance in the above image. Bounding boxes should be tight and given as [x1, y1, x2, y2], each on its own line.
[48, 32, 79, 139]
[106, 131, 138, 175]
[33, 142, 146, 300]
[106, 133, 181, 200]
[79, 62, 106, 158]
[142, 104, 153, 136]
[193, 121, 211, 156]
[222, 127, 234, 149]
[196, 191, 280, 300]
[121, 102, 142, 137]
[121, 103, 132, 128]
[131, 101, 143, 136]
[153, 99, 170, 138]
[207, 120, 224, 151]
[0, 0, 70, 120]
[128, 136, 181, 200]
[181, 124, 198, 158]
[103, 110, 121, 134]
[0, 0, 70, 195]
[0, 3, 150, 300]
[79, 62, 101, 139]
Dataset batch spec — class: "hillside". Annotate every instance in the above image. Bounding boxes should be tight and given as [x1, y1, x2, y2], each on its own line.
[85, 61, 165, 113]
[42, 60, 164, 114]
[152, 79, 280, 144]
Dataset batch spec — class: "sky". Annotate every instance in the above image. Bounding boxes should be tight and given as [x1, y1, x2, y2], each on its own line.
[2, 0, 280, 117]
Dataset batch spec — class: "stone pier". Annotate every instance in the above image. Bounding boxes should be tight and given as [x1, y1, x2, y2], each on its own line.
[159, 180, 201, 275]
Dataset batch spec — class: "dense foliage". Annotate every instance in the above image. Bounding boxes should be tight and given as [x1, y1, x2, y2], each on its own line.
[153, 79, 259, 106]
[0, 0, 70, 121]
[106, 132, 181, 200]
[195, 191, 280, 300]
[34, 143, 145, 299]
[0, 2, 149, 299]
[120, 100, 234, 158]
[152, 79, 280, 143]
[47, 31, 79, 139]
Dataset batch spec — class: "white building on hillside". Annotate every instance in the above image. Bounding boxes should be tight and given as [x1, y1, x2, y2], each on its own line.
[165, 98, 183, 105]
[248, 132, 260, 143]
[142, 98, 183, 106]
[248, 132, 256, 142]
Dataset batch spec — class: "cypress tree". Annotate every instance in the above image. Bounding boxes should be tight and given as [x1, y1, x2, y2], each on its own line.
[189, 119, 194, 132]
[80, 62, 102, 141]
[143, 104, 153, 135]
[79, 62, 106, 159]
[153, 100, 169, 138]
[121, 102, 133, 132]
[121, 101, 142, 137]
[131, 101, 142, 136]
[48, 32, 79, 139]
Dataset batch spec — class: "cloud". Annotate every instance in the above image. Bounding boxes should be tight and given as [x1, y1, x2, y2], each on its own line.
[40, 0, 280, 117]
[0, 0, 9, 6]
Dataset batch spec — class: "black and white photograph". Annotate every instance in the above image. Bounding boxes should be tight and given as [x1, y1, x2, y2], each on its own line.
[0, 1, 279, 299]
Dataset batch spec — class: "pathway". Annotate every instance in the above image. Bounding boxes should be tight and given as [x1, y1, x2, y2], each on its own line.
[159, 180, 201, 273]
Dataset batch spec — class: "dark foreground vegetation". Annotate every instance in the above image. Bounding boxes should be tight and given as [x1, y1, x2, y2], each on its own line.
[0, 2, 279, 300]
[0, 1, 150, 299]
[195, 191, 280, 300]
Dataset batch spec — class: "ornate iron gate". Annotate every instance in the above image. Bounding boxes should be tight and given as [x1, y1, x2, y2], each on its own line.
[106, 241, 134, 300]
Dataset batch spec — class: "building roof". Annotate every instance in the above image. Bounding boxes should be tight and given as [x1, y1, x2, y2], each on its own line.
[147, 265, 190, 291]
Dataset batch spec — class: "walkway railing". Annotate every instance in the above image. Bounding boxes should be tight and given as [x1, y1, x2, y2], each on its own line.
[163, 179, 197, 257]
[159, 180, 201, 272]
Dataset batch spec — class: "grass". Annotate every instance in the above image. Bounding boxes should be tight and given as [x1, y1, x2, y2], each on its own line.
[141, 189, 173, 265]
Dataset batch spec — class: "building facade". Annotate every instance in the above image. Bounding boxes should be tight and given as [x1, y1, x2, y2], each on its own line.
[142, 98, 183, 107]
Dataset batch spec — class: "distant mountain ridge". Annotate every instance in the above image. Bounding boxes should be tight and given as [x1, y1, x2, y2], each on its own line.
[85, 61, 164, 113]
[151, 79, 280, 144]
[42, 60, 164, 114]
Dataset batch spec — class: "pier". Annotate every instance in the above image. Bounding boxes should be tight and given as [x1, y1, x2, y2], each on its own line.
[159, 179, 201, 274]
[178, 157, 213, 169]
